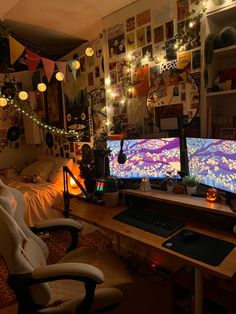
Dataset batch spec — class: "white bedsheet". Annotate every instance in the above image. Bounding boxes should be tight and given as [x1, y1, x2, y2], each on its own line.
[6, 176, 63, 226]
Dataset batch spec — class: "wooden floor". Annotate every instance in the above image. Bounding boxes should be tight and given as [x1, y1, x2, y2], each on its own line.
[0, 271, 172, 314]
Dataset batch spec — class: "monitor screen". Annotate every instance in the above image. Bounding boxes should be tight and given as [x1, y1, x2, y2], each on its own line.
[186, 137, 236, 194]
[107, 137, 181, 179]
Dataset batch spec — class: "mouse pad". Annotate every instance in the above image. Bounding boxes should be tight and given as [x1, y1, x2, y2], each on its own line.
[162, 229, 235, 266]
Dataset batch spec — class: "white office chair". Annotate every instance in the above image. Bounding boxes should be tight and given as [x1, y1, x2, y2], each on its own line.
[0, 180, 133, 314]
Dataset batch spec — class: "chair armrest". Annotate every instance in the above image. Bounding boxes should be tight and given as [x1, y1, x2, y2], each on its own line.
[32, 262, 104, 284]
[31, 218, 83, 252]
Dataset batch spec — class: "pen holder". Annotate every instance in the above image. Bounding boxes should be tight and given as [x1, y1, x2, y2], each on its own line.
[139, 177, 151, 191]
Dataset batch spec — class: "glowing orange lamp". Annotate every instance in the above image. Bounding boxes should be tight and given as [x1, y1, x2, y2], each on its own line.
[70, 176, 78, 189]
[206, 188, 218, 202]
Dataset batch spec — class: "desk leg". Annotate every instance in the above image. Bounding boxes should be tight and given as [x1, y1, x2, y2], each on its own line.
[194, 268, 203, 314]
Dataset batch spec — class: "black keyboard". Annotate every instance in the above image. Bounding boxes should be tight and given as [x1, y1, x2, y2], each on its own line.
[113, 207, 185, 238]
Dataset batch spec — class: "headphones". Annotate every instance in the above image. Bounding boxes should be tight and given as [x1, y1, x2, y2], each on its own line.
[118, 140, 127, 164]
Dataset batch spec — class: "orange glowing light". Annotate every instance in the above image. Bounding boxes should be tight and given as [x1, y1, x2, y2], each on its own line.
[70, 176, 77, 189]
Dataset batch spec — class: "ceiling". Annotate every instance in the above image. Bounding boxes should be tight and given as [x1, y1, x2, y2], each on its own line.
[0, 0, 137, 56]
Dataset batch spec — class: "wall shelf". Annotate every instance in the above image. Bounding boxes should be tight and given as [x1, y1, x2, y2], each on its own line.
[213, 45, 236, 60]
[207, 89, 236, 97]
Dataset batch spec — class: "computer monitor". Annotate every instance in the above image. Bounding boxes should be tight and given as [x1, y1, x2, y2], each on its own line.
[186, 137, 236, 195]
[107, 137, 181, 179]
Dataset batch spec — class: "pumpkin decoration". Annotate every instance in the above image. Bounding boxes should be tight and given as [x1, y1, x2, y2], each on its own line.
[206, 188, 218, 202]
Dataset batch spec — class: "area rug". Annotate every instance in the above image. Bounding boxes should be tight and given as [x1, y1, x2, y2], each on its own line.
[0, 230, 112, 309]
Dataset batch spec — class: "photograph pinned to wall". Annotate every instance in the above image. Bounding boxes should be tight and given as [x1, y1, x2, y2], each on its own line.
[87, 72, 94, 86]
[117, 59, 131, 83]
[126, 16, 135, 32]
[150, 65, 160, 86]
[191, 49, 201, 71]
[136, 9, 151, 27]
[165, 20, 174, 40]
[44, 76, 64, 129]
[108, 23, 125, 58]
[153, 43, 166, 63]
[177, 50, 191, 71]
[132, 64, 149, 97]
[146, 25, 152, 43]
[177, 19, 201, 50]
[165, 39, 177, 61]
[95, 49, 102, 58]
[136, 27, 146, 48]
[142, 44, 153, 60]
[110, 69, 117, 85]
[130, 50, 142, 67]
[95, 66, 100, 78]
[190, 91, 199, 109]
[126, 32, 136, 51]
[154, 25, 164, 44]
[177, 0, 189, 21]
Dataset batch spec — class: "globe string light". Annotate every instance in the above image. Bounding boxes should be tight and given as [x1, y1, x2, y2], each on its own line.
[7, 97, 83, 139]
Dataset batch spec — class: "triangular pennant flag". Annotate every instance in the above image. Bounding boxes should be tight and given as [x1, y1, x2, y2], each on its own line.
[9, 35, 25, 65]
[42, 58, 55, 82]
[26, 49, 41, 72]
[67, 60, 77, 80]
[56, 61, 67, 81]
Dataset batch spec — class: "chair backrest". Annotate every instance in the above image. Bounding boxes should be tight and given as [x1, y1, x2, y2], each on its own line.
[0, 180, 51, 305]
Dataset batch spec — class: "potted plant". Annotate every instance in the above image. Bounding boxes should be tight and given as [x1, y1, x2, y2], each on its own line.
[104, 176, 120, 207]
[181, 175, 200, 195]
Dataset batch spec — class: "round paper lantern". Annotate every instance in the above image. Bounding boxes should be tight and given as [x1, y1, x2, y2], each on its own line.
[0, 97, 8, 107]
[18, 91, 28, 100]
[72, 60, 80, 70]
[37, 83, 47, 92]
[55, 72, 64, 81]
[85, 47, 94, 57]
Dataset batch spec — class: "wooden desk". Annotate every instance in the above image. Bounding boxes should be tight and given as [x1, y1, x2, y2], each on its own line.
[61, 189, 236, 314]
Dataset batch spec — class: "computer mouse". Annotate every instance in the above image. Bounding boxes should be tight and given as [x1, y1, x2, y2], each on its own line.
[181, 230, 200, 243]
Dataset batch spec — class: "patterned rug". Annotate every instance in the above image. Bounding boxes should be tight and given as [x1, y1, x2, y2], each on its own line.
[0, 230, 112, 309]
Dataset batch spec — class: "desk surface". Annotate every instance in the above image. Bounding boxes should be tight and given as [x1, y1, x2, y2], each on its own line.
[59, 190, 236, 280]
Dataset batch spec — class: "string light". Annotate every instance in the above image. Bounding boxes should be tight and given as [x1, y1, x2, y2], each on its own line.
[0, 97, 7, 107]
[37, 83, 47, 92]
[55, 71, 64, 81]
[71, 60, 80, 70]
[18, 91, 28, 100]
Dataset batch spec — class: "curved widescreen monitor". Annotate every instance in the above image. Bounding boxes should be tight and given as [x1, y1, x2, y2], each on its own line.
[107, 137, 181, 179]
[186, 137, 236, 194]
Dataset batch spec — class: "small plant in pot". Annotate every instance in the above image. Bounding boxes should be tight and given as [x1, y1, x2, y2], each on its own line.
[181, 175, 200, 195]
[104, 176, 120, 207]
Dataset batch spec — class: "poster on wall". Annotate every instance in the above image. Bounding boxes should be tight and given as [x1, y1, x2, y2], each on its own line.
[126, 32, 136, 51]
[44, 76, 64, 129]
[108, 23, 126, 58]
[64, 73, 90, 142]
[136, 9, 151, 27]
[132, 64, 149, 97]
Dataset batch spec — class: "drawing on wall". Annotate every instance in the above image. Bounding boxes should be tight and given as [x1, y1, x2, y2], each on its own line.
[165, 20, 174, 40]
[126, 16, 135, 31]
[177, 0, 189, 21]
[146, 25, 152, 43]
[126, 32, 136, 51]
[192, 49, 201, 70]
[132, 64, 149, 97]
[136, 27, 146, 47]
[136, 9, 151, 27]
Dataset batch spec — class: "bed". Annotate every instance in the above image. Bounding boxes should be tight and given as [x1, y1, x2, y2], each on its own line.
[0, 157, 79, 226]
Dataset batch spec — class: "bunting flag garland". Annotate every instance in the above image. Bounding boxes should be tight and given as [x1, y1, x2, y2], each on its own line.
[67, 60, 77, 80]
[56, 61, 67, 81]
[42, 57, 55, 82]
[9, 35, 25, 65]
[26, 49, 41, 72]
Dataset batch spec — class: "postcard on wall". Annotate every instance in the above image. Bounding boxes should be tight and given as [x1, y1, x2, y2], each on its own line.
[177, 51, 191, 70]
[191, 49, 201, 71]
[126, 16, 135, 32]
[154, 25, 164, 44]
[177, 0, 189, 21]
[136, 9, 151, 27]
[136, 27, 146, 48]
[165, 20, 174, 40]
[126, 32, 136, 51]
[146, 25, 152, 43]
[87, 72, 94, 86]
[150, 65, 160, 85]
[109, 69, 117, 85]
[142, 44, 153, 59]
[117, 59, 131, 82]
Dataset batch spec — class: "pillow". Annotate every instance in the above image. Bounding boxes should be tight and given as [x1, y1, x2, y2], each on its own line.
[48, 158, 73, 184]
[21, 160, 55, 182]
